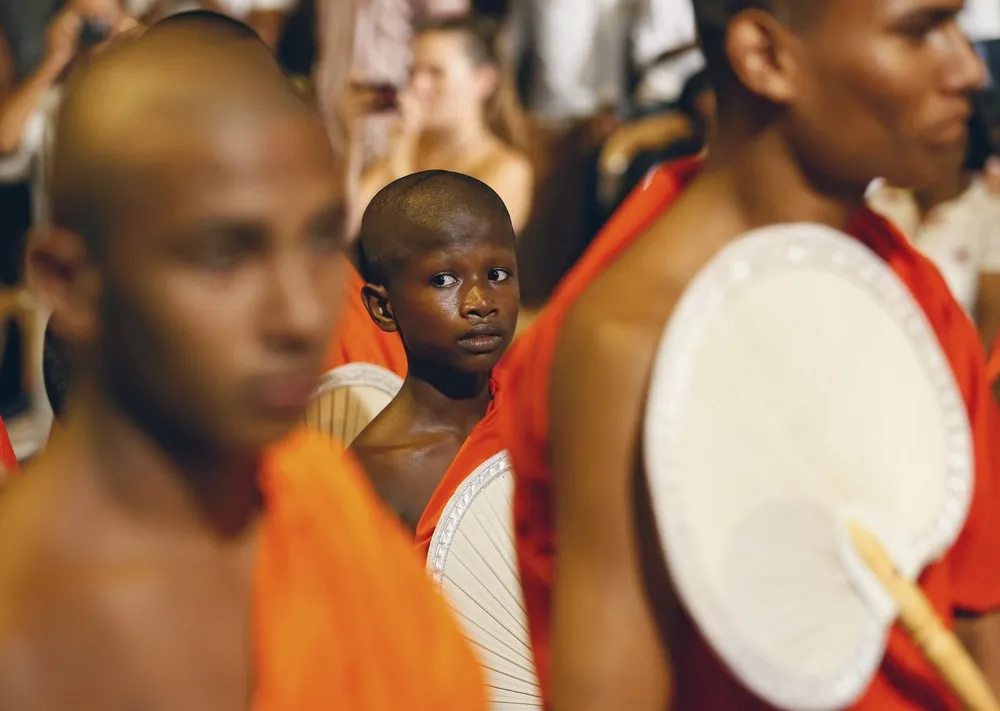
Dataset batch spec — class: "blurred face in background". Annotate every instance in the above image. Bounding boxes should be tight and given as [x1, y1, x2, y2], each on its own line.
[409, 29, 497, 132]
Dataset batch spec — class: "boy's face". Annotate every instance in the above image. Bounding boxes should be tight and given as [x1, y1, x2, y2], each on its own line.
[386, 212, 519, 374]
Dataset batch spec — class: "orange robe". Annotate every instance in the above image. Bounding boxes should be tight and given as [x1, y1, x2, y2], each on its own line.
[0, 417, 18, 476]
[987, 331, 1000, 384]
[414, 375, 508, 560]
[501, 157, 1000, 709]
[252, 430, 487, 710]
[324, 258, 407, 378]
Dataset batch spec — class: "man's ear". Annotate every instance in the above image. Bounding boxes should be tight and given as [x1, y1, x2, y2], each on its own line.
[361, 282, 397, 333]
[27, 225, 100, 344]
[726, 9, 801, 105]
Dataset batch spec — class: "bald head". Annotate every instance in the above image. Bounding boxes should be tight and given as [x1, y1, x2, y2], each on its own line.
[358, 170, 515, 286]
[50, 11, 326, 252]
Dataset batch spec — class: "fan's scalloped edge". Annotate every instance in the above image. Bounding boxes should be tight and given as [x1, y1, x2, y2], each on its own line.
[425, 449, 544, 708]
[313, 362, 405, 398]
[642, 224, 974, 711]
[426, 450, 513, 586]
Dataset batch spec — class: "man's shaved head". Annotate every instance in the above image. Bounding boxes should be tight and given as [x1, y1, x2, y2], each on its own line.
[358, 170, 515, 286]
[50, 10, 318, 254]
[36, 9, 347, 455]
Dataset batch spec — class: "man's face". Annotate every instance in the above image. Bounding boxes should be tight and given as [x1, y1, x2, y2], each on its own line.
[386, 212, 519, 375]
[782, 0, 984, 190]
[100, 112, 346, 455]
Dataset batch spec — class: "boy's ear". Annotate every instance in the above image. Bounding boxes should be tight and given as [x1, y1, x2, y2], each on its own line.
[361, 282, 397, 333]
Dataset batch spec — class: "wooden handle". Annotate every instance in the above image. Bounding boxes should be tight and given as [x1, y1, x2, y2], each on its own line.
[849, 523, 1000, 711]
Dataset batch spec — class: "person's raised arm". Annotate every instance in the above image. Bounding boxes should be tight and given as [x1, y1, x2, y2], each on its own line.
[0, 28, 13, 104]
[548, 305, 673, 710]
[0, 8, 80, 156]
[349, 89, 424, 234]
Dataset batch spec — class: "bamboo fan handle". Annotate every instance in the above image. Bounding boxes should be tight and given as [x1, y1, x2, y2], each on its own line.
[849, 523, 1000, 711]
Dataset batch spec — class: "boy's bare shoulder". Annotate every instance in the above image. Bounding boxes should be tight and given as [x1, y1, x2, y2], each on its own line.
[349, 399, 415, 477]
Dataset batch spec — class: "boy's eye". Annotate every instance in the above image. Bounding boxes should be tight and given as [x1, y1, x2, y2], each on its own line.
[431, 274, 458, 287]
[489, 268, 512, 282]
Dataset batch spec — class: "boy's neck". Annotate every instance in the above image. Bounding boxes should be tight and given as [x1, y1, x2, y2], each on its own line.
[398, 360, 493, 435]
[53, 381, 263, 539]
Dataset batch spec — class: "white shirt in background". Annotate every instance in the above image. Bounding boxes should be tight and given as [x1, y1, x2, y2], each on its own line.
[631, 0, 704, 107]
[868, 177, 1000, 316]
[0, 88, 61, 230]
[959, 0, 1000, 41]
[520, 0, 703, 122]
[125, 0, 297, 19]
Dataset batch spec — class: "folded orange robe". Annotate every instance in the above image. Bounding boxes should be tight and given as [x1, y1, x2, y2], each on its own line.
[0, 417, 18, 476]
[414, 375, 507, 560]
[252, 430, 487, 710]
[323, 258, 407, 378]
[501, 157, 1000, 709]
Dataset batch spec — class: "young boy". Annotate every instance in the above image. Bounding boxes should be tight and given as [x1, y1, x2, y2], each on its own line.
[350, 169, 518, 556]
[0, 14, 485, 709]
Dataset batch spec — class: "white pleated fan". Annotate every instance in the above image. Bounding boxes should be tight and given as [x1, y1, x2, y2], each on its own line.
[304, 363, 403, 445]
[426, 451, 543, 711]
[644, 224, 998, 710]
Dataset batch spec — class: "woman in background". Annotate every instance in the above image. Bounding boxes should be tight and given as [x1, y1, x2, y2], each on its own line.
[356, 15, 533, 234]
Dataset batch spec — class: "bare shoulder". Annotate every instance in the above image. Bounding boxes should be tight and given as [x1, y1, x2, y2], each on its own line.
[550, 191, 730, 484]
[554, 252, 686, 421]
[480, 144, 533, 187]
[348, 400, 413, 481]
[0, 482, 112, 708]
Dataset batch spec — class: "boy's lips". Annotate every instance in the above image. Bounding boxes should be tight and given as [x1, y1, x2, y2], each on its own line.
[459, 323, 506, 354]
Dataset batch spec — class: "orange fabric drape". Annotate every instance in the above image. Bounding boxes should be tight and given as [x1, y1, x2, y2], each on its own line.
[323, 258, 407, 378]
[252, 430, 486, 710]
[0, 417, 19, 476]
[414, 376, 507, 560]
[986, 331, 1000, 384]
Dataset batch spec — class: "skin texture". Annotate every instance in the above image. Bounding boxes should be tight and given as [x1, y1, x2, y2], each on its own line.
[546, 0, 988, 709]
[0, 15, 347, 710]
[356, 28, 533, 235]
[350, 171, 518, 532]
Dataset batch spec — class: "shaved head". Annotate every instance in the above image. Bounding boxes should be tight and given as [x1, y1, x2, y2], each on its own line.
[36, 10, 347, 455]
[358, 170, 514, 286]
[50, 11, 321, 254]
